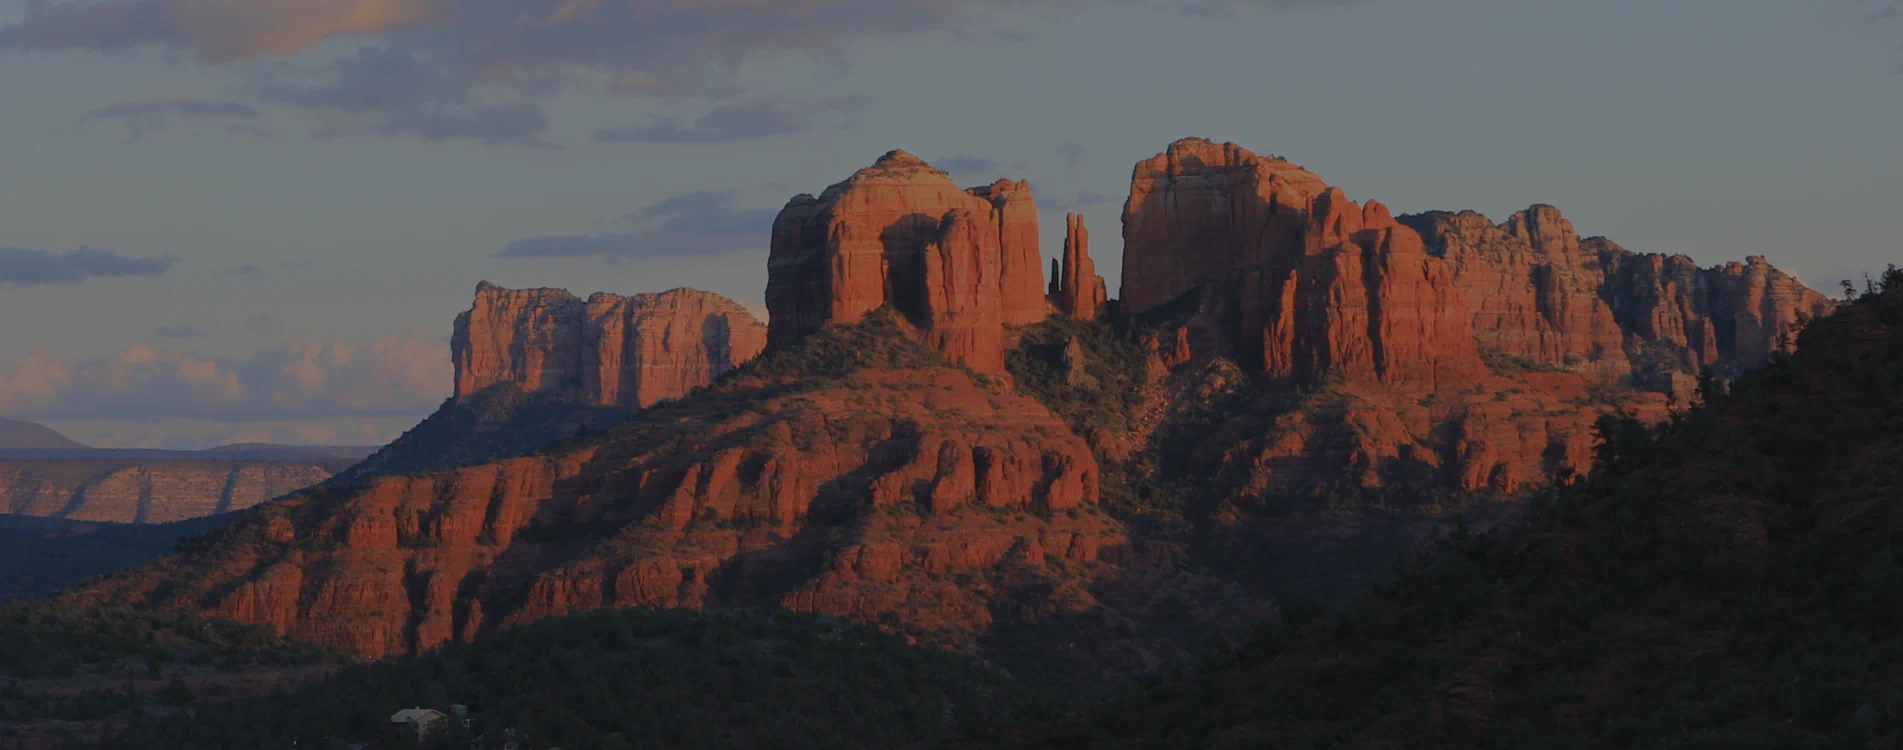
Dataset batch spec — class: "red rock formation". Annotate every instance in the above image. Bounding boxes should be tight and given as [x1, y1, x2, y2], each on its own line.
[1120, 139, 1487, 389]
[766, 151, 1051, 374]
[1122, 138, 1830, 496]
[452, 283, 765, 408]
[1049, 213, 1108, 320]
[0, 459, 339, 523]
[1405, 206, 1839, 391]
[79, 351, 1111, 660]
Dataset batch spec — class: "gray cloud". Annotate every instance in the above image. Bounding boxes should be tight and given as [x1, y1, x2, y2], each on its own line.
[1056, 142, 1088, 168]
[0, 337, 452, 422]
[151, 324, 208, 339]
[247, 46, 551, 146]
[223, 123, 273, 139]
[497, 190, 773, 260]
[596, 95, 875, 144]
[0, 246, 179, 286]
[934, 155, 999, 176]
[76, 95, 260, 141]
[218, 263, 265, 280]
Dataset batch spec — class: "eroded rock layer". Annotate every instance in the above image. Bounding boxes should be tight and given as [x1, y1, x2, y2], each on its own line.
[452, 284, 766, 408]
[0, 460, 339, 524]
[1050, 213, 1109, 320]
[766, 151, 1052, 374]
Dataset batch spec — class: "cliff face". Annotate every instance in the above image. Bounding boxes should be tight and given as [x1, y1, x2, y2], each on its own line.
[0, 460, 342, 524]
[1120, 138, 1830, 496]
[765, 151, 1053, 374]
[1122, 139, 1487, 388]
[1404, 206, 1838, 391]
[452, 284, 765, 408]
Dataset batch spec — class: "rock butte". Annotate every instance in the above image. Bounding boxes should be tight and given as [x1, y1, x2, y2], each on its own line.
[70, 140, 1833, 686]
[453, 283, 766, 408]
[766, 150, 1057, 375]
[1120, 138, 1835, 495]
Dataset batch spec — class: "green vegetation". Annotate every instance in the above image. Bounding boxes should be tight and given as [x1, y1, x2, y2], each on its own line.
[1006, 316, 1152, 437]
[998, 267, 1903, 747]
[0, 604, 343, 681]
[739, 307, 959, 384]
[0, 516, 228, 602]
[84, 608, 1039, 750]
[329, 386, 632, 486]
[1479, 346, 1571, 374]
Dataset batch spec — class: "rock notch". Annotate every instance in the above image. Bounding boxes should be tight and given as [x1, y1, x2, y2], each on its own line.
[452, 283, 766, 408]
[765, 150, 1052, 375]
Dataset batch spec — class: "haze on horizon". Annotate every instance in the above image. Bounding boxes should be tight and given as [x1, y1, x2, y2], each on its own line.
[0, 0, 1897, 449]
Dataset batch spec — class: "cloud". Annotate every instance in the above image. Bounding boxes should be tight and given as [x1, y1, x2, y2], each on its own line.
[497, 190, 773, 260]
[151, 324, 208, 340]
[246, 45, 552, 146]
[1076, 191, 1112, 205]
[1039, 191, 1116, 214]
[76, 95, 259, 141]
[1056, 142, 1087, 168]
[223, 123, 273, 139]
[596, 95, 874, 144]
[0, 337, 452, 422]
[0, 246, 179, 286]
[217, 263, 266, 280]
[934, 155, 998, 176]
[244, 313, 278, 333]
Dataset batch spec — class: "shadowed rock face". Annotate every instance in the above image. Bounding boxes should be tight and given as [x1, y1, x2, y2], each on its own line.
[0, 459, 342, 524]
[765, 151, 1052, 375]
[452, 284, 766, 408]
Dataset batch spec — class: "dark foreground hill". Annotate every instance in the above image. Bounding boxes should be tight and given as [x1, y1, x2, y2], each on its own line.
[996, 272, 1903, 748]
[83, 608, 1032, 750]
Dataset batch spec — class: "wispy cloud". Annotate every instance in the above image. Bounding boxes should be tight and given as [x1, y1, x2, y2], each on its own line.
[1056, 142, 1087, 168]
[76, 95, 260, 141]
[496, 190, 773, 260]
[0, 246, 179, 286]
[151, 324, 209, 340]
[596, 95, 874, 144]
[0, 337, 452, 422]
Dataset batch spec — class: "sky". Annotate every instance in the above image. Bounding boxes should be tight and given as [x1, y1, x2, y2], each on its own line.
[0, 0, 1898, 449]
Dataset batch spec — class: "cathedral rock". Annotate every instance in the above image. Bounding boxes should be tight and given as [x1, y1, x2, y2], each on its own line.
[451, 283, 766, 408]
[765, 150, 1053, 375]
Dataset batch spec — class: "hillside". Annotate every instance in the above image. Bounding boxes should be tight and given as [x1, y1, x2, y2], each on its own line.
[84, 608, 1031, 750]
[0, 420, 86, 451]
[0, 515, 231, 602]
[1000, 272, 1900, 747]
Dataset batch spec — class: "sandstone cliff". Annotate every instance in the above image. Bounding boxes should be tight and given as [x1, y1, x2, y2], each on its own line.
[766, 151, 1053, 375]
[1403, 206, 1838, 391]
[453, 284, 765, 408]
[1115, 138, 1829, 497]
[0, 459, 344, 524]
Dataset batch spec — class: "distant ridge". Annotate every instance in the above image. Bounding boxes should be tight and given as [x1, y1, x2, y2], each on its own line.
[0, 418, 87, 451]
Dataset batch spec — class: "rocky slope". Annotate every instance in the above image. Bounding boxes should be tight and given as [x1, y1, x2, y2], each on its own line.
[336, 285, 767, 486]
[766, 151, 1053, 375]
[1001, 271, 1903, 749]
[453, 284, 766, 408]
[74, 315, 1260, 688]
[1115, 138, 1831, 496]
[0, 458, 348, 524]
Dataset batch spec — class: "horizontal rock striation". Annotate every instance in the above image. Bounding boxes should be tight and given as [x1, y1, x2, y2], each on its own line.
[0, 460, 339, 524]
